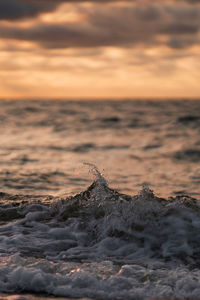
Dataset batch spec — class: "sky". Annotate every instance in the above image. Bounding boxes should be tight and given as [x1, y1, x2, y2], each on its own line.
[0, 0, 200, 99]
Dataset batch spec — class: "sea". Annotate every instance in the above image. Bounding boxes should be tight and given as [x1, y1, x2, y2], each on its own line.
[0, 99, 200, 300]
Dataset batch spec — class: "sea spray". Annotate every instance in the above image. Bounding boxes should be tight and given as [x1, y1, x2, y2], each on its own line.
[1, 168, 200, 299]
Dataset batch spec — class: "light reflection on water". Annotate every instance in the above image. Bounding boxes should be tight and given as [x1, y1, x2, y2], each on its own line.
[0, 99, 199, 198]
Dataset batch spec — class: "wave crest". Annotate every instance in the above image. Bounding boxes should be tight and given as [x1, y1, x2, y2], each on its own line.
[0, 171, 200, 265]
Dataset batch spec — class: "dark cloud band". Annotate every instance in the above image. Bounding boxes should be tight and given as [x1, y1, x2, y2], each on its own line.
[0, 1, 199, 50]
[1, 0, 200, 21]
[0, 0, 59, 20]
[0, 0, 134, 21]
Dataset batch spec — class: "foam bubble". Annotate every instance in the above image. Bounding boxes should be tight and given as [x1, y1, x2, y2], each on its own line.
[1, 173, 200, 298]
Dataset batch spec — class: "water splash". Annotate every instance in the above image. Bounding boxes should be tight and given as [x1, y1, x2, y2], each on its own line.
[83, 163, 109, 205]
[83, 163, 108, 187]
[1, 176, 200, 299]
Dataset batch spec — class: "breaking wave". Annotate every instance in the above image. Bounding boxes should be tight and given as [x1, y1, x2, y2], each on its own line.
[0, 167, 200, 299]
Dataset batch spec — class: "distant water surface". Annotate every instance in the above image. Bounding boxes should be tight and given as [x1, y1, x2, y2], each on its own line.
[0, 99, 200, 300]
[0, 99, 199, 198]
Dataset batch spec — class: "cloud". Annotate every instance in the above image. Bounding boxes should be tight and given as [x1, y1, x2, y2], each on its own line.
[167, 36, 198, 48]
[0, 2, 200, 50]
[1, 0, 200, 21]
[0, 0, 59, 20]
[161, 23, 199, 35]
[0, 0, 136, 21]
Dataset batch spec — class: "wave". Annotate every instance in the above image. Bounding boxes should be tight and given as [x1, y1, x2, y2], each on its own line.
[174, 148, 200, 162]
[0, 166, 200, 264]
[1, 166, 200, 299]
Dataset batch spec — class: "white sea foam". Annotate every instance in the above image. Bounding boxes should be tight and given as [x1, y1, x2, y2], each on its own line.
[0, 170, 200, 299]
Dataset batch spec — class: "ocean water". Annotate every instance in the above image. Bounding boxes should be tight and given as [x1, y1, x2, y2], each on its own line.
[0, 99, 200, 300]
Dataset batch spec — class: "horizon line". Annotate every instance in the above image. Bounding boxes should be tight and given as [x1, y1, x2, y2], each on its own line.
[0, 97, 200, 101]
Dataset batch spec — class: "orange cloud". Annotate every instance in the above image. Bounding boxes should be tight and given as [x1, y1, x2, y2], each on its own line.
[0, 0, 200, 99]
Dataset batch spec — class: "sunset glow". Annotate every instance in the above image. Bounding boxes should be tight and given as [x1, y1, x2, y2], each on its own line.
[0, 0, 200, 99]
